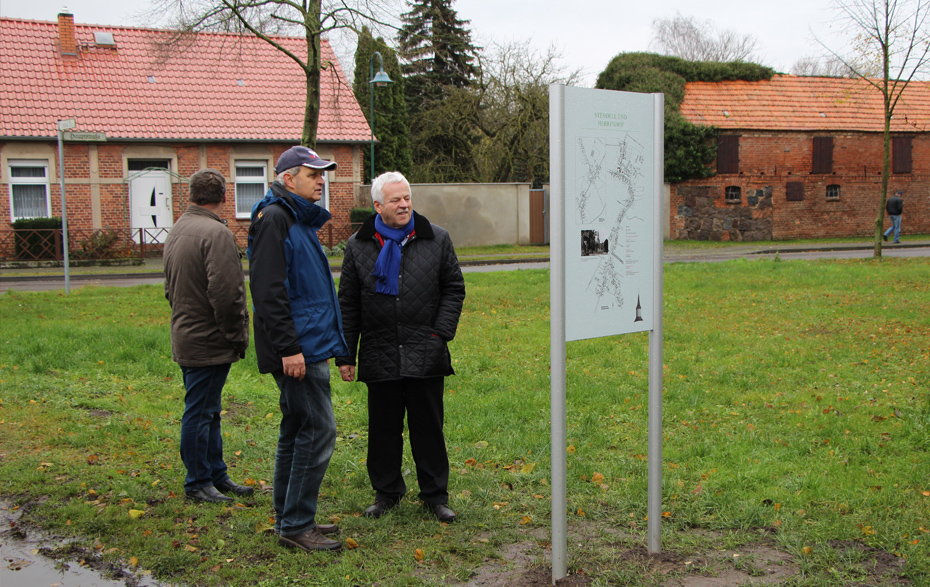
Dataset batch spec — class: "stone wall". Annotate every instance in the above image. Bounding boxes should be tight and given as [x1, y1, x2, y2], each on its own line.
[676, 185, 773, 241]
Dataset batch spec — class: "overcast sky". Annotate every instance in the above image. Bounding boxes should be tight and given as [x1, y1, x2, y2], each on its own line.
[1, 0, 848, 86]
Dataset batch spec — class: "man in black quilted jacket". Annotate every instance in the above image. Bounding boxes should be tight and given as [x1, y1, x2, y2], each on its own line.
[337, 171, 465, 523]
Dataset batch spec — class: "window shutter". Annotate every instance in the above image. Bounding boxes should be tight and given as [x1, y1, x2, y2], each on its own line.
[812, 136, 833, 174]
[786, 182, 804, 202]
[893, 136, 913, 174]
[717, 135, 739, 174]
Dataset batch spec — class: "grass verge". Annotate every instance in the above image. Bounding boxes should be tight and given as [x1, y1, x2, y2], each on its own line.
[1, 257, 929, 586]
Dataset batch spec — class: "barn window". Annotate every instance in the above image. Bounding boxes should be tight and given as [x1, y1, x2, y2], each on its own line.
[725, 186, 741, 204]
[826, 184, 840, 200]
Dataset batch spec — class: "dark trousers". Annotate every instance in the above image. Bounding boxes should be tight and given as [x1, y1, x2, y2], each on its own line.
[366, 377, 449, 506]
[180, 364, 231, 491]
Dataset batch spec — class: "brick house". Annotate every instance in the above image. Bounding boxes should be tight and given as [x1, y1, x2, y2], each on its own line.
[673, 74, 930, 241]
[0, 12, 371, 249]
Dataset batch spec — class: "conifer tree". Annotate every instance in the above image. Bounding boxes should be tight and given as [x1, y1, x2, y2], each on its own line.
[396, 0, 480, 182]
[353, 27, 412, 184]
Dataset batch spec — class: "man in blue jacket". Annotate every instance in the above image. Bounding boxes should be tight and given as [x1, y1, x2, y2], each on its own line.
[248, 146, 348, 553]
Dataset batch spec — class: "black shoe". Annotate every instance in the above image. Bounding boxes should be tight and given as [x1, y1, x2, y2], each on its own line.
[430, 503, 456, 523]
[363, 500, 398, 518]
[185, 485, 233, 503]
[883, 234, 888, 241]
[215, 478, 254, 497]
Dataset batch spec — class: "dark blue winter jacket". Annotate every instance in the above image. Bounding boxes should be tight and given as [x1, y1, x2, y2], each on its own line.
[247, 183, 348, 373]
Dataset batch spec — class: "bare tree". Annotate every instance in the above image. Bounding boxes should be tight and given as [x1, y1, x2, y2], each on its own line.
[148, 0, 400, 147]
[650, 13, 760, 62]
[817, 0, 930, 256]
[473, 40, 582, 185]
[790, 55, 860, 77]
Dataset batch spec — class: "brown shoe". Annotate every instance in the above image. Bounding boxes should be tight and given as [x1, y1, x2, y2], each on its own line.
[279, 528, 341, 552]
[316, 523, 339, 535]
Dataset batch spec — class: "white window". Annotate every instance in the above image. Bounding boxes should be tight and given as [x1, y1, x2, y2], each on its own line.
[234, 161, 268, 218]
[8, 160, 51, 220]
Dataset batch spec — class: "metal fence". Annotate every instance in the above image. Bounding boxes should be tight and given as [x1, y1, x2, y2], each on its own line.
[0, 223, 357, 262]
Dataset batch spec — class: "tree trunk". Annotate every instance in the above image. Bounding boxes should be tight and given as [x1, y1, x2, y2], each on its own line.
[301, 1, 322, 148]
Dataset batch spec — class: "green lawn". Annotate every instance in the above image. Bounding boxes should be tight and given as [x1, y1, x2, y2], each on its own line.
[1, 256, 929, 586]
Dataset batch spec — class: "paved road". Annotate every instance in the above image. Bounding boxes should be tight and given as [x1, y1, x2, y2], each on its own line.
[3, 244, 930, 293]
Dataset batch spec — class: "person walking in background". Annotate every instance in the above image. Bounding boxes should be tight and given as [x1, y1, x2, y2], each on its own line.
[163, 169, 252, 504]
[883, 190, 904, 243]
[248, 146, 348, 553]
[337, 171, 466, 524]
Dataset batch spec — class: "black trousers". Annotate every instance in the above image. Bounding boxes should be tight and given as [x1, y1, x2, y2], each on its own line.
[366, 376, 449, 506]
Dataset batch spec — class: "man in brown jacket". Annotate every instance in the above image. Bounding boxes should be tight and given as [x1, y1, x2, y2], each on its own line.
[164, 169, 251, 503]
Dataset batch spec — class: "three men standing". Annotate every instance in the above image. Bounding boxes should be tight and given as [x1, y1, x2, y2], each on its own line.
[337, 171, 466, 523]
[248, 146, 348, 552]
[163, 169, 252, 504]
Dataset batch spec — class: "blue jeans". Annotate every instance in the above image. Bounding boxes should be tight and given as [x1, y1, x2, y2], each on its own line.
[180, 364, 231, 492]
[884, 215, 902, 242]
[272, 361, 336, 537]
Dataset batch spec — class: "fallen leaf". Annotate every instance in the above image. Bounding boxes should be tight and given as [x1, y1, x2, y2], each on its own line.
[128, 556, 139, 567]
[521, 462, 536, 474]
[128, 509, 145, 519]
[591, 472, 605, 484]
[414, 548, 425, 561]
[346, 538, 359, 549]
[520, 515, 532, 525]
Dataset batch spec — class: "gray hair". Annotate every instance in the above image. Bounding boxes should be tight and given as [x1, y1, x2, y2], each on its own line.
[188, 169, 226, 205]
[371, 171, 411, 205]
[274, 165, 303, 185]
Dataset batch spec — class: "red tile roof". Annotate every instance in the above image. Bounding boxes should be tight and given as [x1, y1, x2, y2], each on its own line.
[0, 16, 371, 142]
[680, 74, 930, 133]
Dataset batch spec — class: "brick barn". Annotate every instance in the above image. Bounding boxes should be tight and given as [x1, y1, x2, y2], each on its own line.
[0, 12, 371, 250]
[672, 74, 930, 241]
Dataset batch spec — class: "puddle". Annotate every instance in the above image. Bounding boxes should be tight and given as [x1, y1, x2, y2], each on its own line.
[1, 500, 167, 587]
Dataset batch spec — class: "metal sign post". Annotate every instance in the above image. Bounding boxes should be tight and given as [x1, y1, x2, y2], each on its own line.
[548, 85, 665, 584]
[57, 118, 76, 294]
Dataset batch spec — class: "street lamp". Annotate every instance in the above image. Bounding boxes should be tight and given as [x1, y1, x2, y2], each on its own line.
[369, 51, 393, 190]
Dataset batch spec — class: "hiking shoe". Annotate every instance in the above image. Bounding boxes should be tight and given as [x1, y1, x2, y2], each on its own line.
[279, 528, 341, 552]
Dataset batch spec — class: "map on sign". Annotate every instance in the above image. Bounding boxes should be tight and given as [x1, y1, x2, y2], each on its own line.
[575, 135, 646, 312]
[561, 87, 657, 341]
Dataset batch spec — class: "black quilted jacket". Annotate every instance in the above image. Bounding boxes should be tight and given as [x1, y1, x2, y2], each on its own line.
[336, 212, 465, 382]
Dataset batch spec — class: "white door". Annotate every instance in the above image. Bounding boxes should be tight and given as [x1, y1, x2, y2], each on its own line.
[129, 170, 173, 244]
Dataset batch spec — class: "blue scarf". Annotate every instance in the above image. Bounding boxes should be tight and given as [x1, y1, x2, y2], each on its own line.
[372, 214, 415, 295]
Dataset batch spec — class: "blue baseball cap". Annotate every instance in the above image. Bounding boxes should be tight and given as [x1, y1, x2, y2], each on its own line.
[275, 146, 337, 174]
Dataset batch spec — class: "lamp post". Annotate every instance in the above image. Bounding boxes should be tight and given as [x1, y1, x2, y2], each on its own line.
[369, 51, 393, 189]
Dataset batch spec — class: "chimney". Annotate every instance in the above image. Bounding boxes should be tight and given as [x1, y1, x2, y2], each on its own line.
[58, 10, 78, 56]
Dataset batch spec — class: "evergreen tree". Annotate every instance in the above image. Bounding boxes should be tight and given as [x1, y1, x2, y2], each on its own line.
[353, 27, 412, 184]
[397, 0, 481, 182]
[397, 0, 480, 110]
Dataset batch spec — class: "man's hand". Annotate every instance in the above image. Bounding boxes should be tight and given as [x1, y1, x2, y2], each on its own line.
[282, 353, 306, 380]
[339, 365, 356, 382]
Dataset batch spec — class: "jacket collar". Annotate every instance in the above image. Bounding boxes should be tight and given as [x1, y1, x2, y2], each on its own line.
[185, 203, 227, 224]
[358, 210, 434, 241]
[254, 183, 331, 229]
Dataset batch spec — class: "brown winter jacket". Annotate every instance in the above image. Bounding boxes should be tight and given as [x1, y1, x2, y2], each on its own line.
[163, 204, 249, 367]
